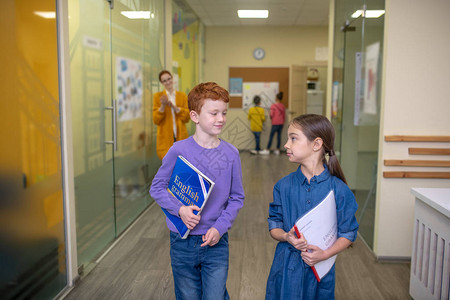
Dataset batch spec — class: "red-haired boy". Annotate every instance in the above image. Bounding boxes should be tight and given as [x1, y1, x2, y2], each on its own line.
[150, 82, 245, 300]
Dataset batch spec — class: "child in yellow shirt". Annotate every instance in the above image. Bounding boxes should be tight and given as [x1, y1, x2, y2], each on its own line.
[247, 95, 266, 154]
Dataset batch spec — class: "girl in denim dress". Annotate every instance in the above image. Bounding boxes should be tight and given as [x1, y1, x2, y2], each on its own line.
[266, 114, 359, 300]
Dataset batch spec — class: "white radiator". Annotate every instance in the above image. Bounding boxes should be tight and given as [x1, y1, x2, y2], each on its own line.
[410, 189, 450, 300]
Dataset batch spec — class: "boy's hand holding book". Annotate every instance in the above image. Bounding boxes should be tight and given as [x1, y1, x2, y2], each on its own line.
[179, 205, 201, 230]
[161, 155, 215, 239]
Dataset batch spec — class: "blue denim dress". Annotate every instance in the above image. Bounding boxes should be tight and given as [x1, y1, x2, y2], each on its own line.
[266, 165, 359, 300]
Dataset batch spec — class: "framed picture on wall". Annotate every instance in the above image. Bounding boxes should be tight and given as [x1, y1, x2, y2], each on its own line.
[229, 77, 243, 96]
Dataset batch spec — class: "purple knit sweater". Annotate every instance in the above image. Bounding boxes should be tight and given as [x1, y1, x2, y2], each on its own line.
[150, 136, 245, 236]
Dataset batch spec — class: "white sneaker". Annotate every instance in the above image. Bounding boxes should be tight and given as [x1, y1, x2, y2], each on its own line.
[250, 150, 258, 155]
[259, 149, 270, 155]
[274, 149, 280, 155]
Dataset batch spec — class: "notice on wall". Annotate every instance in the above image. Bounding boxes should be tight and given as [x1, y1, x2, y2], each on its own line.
[242, 82, 279, 110]
[363, 42, 380, 115]
[315, 47, 328, 61]
[116, 56, 143, 122]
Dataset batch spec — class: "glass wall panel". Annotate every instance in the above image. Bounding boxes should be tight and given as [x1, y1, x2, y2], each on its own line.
[0, 1, 67, 298]
[172, 0, 200, 94]
[68, 0, 165, 271]
[68, 0, 116, 270]
[144, 0, 166, 181]
[332, 0, 385, 249]
[355, 0, 384, 249]
[111, 0, 163, 234]
[172, 0, 200, 135]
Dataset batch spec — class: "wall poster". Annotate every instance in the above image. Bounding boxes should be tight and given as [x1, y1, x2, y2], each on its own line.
[229, 77, 243, 96]
[363, 42, 380, 115]
[116, 56, 143, 122]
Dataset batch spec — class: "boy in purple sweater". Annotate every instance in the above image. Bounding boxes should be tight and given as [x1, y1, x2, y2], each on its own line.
[150, 82, 245, 300]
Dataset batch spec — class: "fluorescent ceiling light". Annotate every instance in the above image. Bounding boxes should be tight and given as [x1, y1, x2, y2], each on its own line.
[238, 10, 269, 19]
[34, 11, 56, 19]
[352, 10, 385, 18]
[121, 11, 151, 19]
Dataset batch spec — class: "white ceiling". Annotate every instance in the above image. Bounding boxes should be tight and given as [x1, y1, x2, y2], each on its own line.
[185, 0, 330, 26]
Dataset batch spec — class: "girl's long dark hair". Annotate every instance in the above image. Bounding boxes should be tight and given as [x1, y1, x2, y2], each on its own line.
[290, 114, 347, 184]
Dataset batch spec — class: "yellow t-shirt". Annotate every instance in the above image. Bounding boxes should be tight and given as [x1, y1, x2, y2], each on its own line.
[248, 106, 266, 132]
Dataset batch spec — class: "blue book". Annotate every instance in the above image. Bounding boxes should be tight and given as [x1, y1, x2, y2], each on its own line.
[162, 155, 215, 239]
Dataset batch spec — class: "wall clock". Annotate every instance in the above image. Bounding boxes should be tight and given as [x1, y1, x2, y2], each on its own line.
[253, 47, 265, 60]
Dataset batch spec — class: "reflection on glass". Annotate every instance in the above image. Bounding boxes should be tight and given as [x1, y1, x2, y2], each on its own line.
[332, 0, 385, 250]
[68, 0, 165, 271]
[68, 0, 116, 270]
[111, 0, 159, 235]
[172, 0, 200, 136]
[172, 0, 200, 95]
[0, 0, 67, 298]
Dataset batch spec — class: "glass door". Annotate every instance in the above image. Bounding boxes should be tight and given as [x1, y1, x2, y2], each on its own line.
[332, 0, 385, 249]
[110, 1, 152, 235]
[69, 0, 116, 270]
[69, 0, 163, 272]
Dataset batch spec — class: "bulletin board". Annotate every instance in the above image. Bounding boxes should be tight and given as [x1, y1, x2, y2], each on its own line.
[228, 67, 289, 109]
[242, 82, 279, 109]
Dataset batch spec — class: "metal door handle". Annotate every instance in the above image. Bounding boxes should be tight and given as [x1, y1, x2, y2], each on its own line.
[105, 100, 118, 151]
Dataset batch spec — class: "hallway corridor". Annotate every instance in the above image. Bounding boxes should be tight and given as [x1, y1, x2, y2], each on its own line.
[64, 152, 410, 300]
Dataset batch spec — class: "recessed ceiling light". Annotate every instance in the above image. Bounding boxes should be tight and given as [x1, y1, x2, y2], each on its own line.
[121, 11, 151, 19]
[352, 10, 385, 18]
[34, 11, 56, 19]
[237, 10, 269, 19]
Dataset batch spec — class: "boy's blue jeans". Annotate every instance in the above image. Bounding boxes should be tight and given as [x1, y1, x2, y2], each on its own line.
[170, 231, 230, 300]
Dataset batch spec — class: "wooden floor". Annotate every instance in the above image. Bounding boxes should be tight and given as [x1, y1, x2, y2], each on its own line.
[64, 152, 411, 300]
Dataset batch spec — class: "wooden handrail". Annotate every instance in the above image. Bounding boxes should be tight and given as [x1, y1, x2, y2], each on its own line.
[385, 136, 450, 142]
[383, 136, 450, 179]
[384, 160, 450, 167]
[409, 148, 450, 155]
[383, 172, 450, 179]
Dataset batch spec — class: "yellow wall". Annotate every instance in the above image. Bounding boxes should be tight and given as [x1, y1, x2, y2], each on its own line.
[204, 26, 328, 150]
[171, 1, 201, 135]
[204, 26, 328, 87]
[172, 20, 200, 94]
[0, 1, 66, 294]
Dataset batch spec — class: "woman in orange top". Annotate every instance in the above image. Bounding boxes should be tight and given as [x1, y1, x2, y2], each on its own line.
[153, 70, 190, 159]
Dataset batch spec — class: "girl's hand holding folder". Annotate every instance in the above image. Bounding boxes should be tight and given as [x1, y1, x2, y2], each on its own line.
[287, 227, 308, 252]
[301, 244, 325, 266]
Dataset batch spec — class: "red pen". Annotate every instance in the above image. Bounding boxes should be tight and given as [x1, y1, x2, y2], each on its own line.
[293, 225, 321, 282]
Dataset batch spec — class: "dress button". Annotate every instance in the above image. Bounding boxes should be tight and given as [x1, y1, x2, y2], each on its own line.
[307, 200, 311, 204]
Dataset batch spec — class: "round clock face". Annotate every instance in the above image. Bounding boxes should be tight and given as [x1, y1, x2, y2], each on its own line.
[253, 48, 265, 60]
